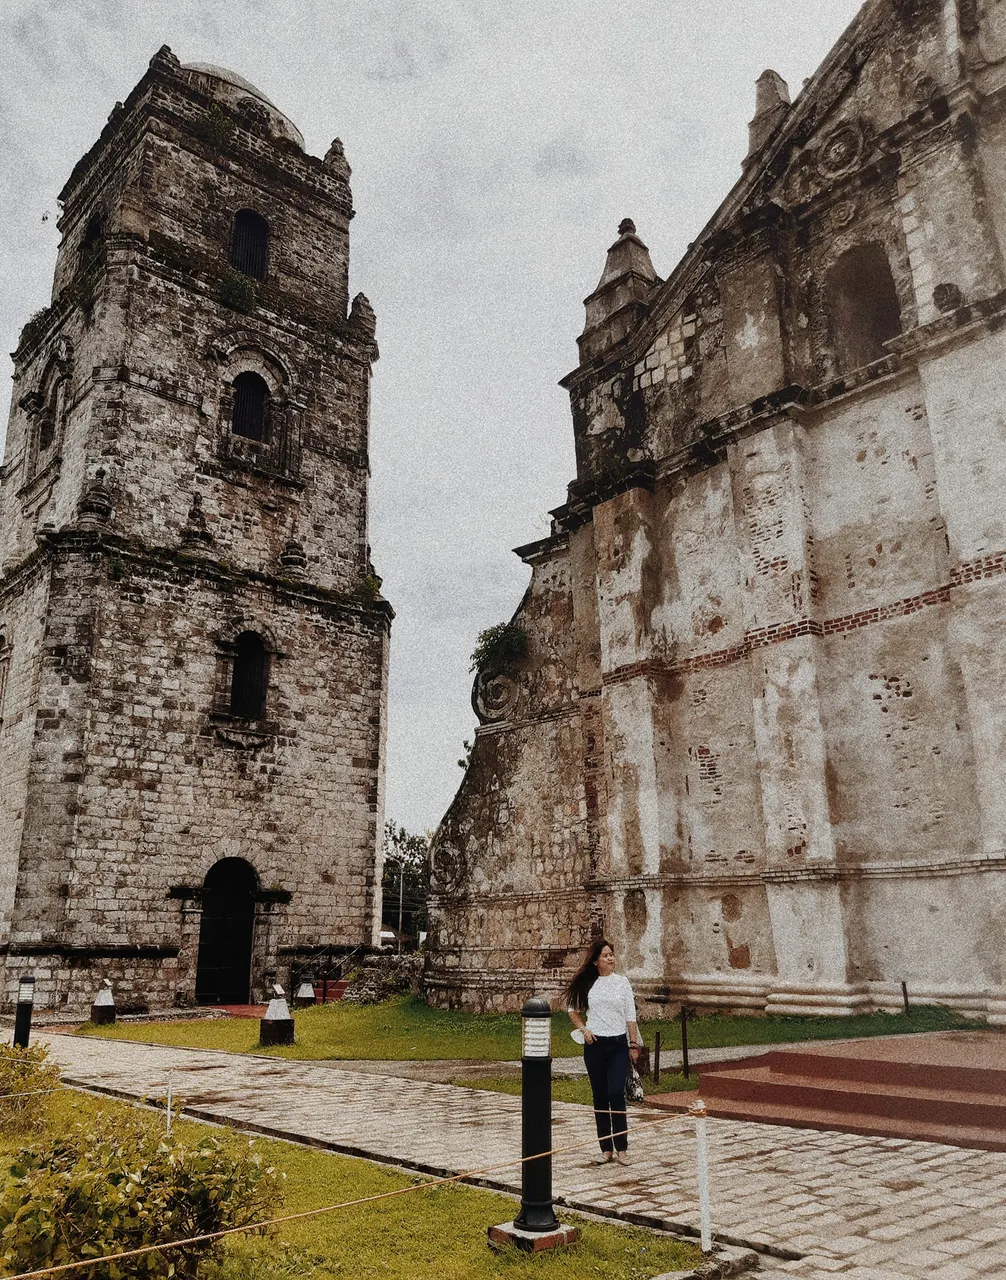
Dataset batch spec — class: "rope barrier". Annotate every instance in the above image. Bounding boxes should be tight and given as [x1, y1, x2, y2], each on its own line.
[0, 1088, 65, 1101]
[6, 1103, 692, 1279]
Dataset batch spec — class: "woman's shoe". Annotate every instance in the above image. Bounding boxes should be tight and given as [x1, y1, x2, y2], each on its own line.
[614, 1151, 630, 1166]
[594, 1151, 614, 1164]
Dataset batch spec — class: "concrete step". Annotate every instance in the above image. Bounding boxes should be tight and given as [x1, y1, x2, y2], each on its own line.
[762, 1046, 1006, 1095]
[314, 979, 349, 1002]
[698, 1060, 1006, 1131]
[647, 1042, 1006, 1152]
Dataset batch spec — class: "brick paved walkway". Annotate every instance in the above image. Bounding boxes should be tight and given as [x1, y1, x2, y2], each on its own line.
[43, 1034, 1006, 1278]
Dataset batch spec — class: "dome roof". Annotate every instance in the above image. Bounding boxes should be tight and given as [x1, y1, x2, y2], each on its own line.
[180, 61, 304, 150]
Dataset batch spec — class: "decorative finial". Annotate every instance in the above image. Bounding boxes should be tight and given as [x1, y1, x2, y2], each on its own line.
[323, 137, 351, 179]
[618, 218, 636, 237]
[77, 468, 113, 530]
[279, 536, 307, 578]
[349, 292, 376, 338]
[149, 46, 179, 71]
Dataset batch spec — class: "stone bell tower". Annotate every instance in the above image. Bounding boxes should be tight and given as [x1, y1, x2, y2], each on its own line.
[0, 48, 391, 1011]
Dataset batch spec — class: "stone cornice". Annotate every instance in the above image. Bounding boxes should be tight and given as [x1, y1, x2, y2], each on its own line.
[1, 529, 393, 628]
[589, 852, 1006, 893]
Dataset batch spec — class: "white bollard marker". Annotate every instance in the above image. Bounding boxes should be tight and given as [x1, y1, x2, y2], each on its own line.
[689, 1098, 712, 1253]
[166, 1071, 173, 1136]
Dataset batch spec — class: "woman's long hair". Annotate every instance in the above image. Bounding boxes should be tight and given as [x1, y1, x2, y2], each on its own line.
[564, 937, 612, 1014]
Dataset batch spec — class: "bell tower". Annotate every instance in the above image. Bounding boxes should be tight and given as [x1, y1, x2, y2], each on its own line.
[0, 48, 391, 1010]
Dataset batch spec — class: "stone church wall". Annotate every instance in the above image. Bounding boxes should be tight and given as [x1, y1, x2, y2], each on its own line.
[427, 0, 1006, 1024]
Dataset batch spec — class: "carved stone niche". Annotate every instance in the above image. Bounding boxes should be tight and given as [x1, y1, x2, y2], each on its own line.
[429, 843, 468, 902]
[471, 670, 519, 724]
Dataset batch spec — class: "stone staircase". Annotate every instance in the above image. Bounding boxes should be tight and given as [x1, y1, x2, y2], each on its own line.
[314, 979, 350, 1002]
[649, 1031, 1006, 1152]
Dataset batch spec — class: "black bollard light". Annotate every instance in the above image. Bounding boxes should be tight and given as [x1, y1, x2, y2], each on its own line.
[488, 997, 580, 1253]
[13, 973, 34, 1049]
[515, 997, 559, 1233]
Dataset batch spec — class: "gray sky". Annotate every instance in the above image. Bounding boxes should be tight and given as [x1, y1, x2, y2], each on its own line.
[1, 0, 863, 835]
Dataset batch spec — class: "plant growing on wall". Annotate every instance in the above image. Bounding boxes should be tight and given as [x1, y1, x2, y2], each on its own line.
[18, 308, 50, 352]
[355, 572, 383, 602]
[469, 621, 527, 674]
[197, 103, 237, 150]
[218, 267, 257, 314]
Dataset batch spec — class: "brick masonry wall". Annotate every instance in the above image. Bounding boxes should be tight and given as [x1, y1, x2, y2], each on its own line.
[0, 50, 389, 1011]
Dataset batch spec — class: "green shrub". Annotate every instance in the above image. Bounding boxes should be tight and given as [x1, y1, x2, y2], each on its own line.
[0, 1045, 60, 1136]
[0, 1111, 282, 1279]
[469, 620, 528, 673]
[218, 268, 257, 314]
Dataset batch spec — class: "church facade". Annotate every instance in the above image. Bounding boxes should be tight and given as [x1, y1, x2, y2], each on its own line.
[0, 50, 390, 1011]
[426, 0, 1006, 1024]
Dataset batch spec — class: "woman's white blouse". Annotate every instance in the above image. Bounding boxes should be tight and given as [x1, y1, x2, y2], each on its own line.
[577, 974, 637, 1037]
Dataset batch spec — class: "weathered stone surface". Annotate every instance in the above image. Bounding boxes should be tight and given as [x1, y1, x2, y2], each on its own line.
[0, 53, 390, 1011]
[426, 0, 1006, 1022]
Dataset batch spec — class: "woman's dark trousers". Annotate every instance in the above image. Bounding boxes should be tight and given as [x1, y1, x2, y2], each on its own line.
[584, 1034, 630, 1152]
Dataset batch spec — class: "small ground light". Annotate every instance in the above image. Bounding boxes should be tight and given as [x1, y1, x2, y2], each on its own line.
[13, 973, 34, 1049]
[260, 983, 295, 1046]
[294, 977, 316, 1008]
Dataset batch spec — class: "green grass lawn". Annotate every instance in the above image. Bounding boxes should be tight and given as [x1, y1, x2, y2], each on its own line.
[2, 1089, 701, 1279]
[76, 994, 986, 1062]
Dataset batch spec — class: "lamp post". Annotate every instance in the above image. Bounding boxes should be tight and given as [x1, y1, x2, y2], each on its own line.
[488, 996, 580, 1253]
[13, 973, 34, 1049]
[515, 997, 559, 1233]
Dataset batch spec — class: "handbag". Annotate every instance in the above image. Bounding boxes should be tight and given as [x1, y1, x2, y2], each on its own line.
[626, 1061, 645, 1103]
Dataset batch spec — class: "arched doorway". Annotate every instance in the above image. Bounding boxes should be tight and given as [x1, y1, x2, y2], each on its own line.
[195, 858, 258, 1004]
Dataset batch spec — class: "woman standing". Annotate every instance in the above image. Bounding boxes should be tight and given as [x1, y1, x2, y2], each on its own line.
[566, 938, 644, 1165]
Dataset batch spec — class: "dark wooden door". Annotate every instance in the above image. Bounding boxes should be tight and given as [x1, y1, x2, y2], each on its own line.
[195, 858, 257, 1004]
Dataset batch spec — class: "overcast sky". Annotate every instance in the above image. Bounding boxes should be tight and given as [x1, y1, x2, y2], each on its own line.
[0, 0, 863, 835]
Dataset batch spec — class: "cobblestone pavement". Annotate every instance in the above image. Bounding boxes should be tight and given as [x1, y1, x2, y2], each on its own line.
[301, 1037, 851, 1082]
[43, 1034, 1006, 1278]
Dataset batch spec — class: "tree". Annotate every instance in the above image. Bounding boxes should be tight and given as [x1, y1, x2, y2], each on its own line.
[381, 823, 430, 948]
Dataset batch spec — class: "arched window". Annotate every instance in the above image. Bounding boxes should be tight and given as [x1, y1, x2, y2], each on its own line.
[80, 214, 104, 270]
[826, 244, 902, 373]
[229, 210, 270, 280]
[230, 631, 269, 719]
[231, 372, 270, 442]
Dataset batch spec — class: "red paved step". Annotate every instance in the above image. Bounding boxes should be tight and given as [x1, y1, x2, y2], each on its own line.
[314, 979, 349, 1002]
[647, 1031, 1006, 1152]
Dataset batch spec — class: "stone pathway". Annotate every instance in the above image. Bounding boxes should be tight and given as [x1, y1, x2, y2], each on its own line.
[42, 1033, 1006, 1278]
